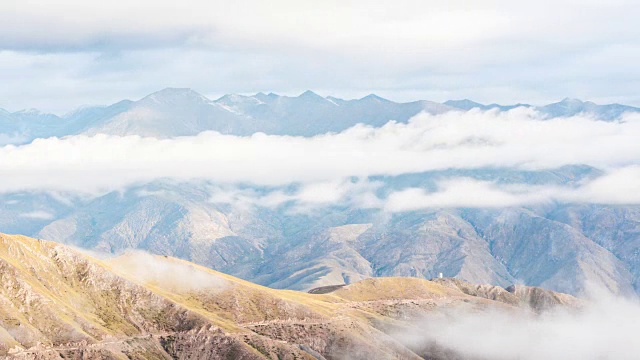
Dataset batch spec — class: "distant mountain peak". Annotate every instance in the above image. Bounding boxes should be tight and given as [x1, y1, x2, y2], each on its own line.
[152, 87, 197, 94]
[559, 97, 584, 104]
[360, 94, 389, 102]
[143, 87, 209, 104]
[10, 108, 61, 120]
[216, 93, 250, 102]
[253, 92, 281, 102]
[215, 93, 264, 107]
[61, 104, 108, 119]
[537, 98, 640, 120]
[499, 102, 531, 108]
[298, 90, 324, 99]
[444, 99, 532, 112]
[444, 99, 486, 110]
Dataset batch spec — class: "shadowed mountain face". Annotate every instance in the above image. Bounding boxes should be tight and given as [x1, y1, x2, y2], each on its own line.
[0, 233, 579, 359]
[1, 89, 639, 144]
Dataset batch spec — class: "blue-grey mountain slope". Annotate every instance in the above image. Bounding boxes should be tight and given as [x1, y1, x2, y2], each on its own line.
[1, 166, 636, 297]
[445, 97, 640, 120]
[4, 89, 639, 145]
[3, 90, 640, 298]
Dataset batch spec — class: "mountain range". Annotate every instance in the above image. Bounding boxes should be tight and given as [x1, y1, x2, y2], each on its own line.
[0, 166, 637, 297]
[1, 89, 640, 299]
[1, 88, 639, 144]
[0, 233, 580, 359]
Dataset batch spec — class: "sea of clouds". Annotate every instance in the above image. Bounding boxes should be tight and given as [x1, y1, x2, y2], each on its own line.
[1, 108, 640, 211]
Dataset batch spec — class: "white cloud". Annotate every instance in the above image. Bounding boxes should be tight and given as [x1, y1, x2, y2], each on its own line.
[2, 1, 637, 56]
[384, 179, 552, 211]
[384, 167, 640, 211]
[1, 1, 640, 112]
[1, 110, 639, 195]
[19, 210, 54, 220]
[205, 167, 640, 213]
[397, 289, 640, 360]
[106, 250, 228, 292]
[208, 179, 383, 212]
[571, 166, 640, 204]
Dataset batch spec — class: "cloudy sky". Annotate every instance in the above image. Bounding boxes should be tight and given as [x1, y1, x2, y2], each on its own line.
[2, 0, 639, 113]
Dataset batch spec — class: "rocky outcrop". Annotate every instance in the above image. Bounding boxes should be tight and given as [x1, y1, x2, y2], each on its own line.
[433, 278, 581, 312]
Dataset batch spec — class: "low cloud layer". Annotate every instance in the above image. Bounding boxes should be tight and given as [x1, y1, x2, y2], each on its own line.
[106, 251, 228, 292]
[204, 167, 640, 212]
[208, 179, 384, 212]
[18, 210, 54, 219]
[1, 110, 640, 199]
[399, 290, 640, 360]
[384, 166, 640, 211]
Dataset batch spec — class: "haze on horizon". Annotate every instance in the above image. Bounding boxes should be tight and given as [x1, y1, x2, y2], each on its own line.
[1, 0, 640, 113]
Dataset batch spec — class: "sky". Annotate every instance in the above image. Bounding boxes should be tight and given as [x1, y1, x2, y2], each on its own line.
[2, 0, 640, 113]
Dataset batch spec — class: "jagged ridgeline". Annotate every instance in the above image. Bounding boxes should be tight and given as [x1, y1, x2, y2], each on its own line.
[3, 90, 640, 298]
[0, 233, 578, 359]
[1, 88, 637, 144]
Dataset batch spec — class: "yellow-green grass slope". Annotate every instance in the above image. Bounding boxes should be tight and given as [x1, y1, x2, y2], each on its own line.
[0, 233, 576, 359]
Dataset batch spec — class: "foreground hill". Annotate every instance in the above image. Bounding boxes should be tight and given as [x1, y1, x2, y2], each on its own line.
[0, 233, 578, 359]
